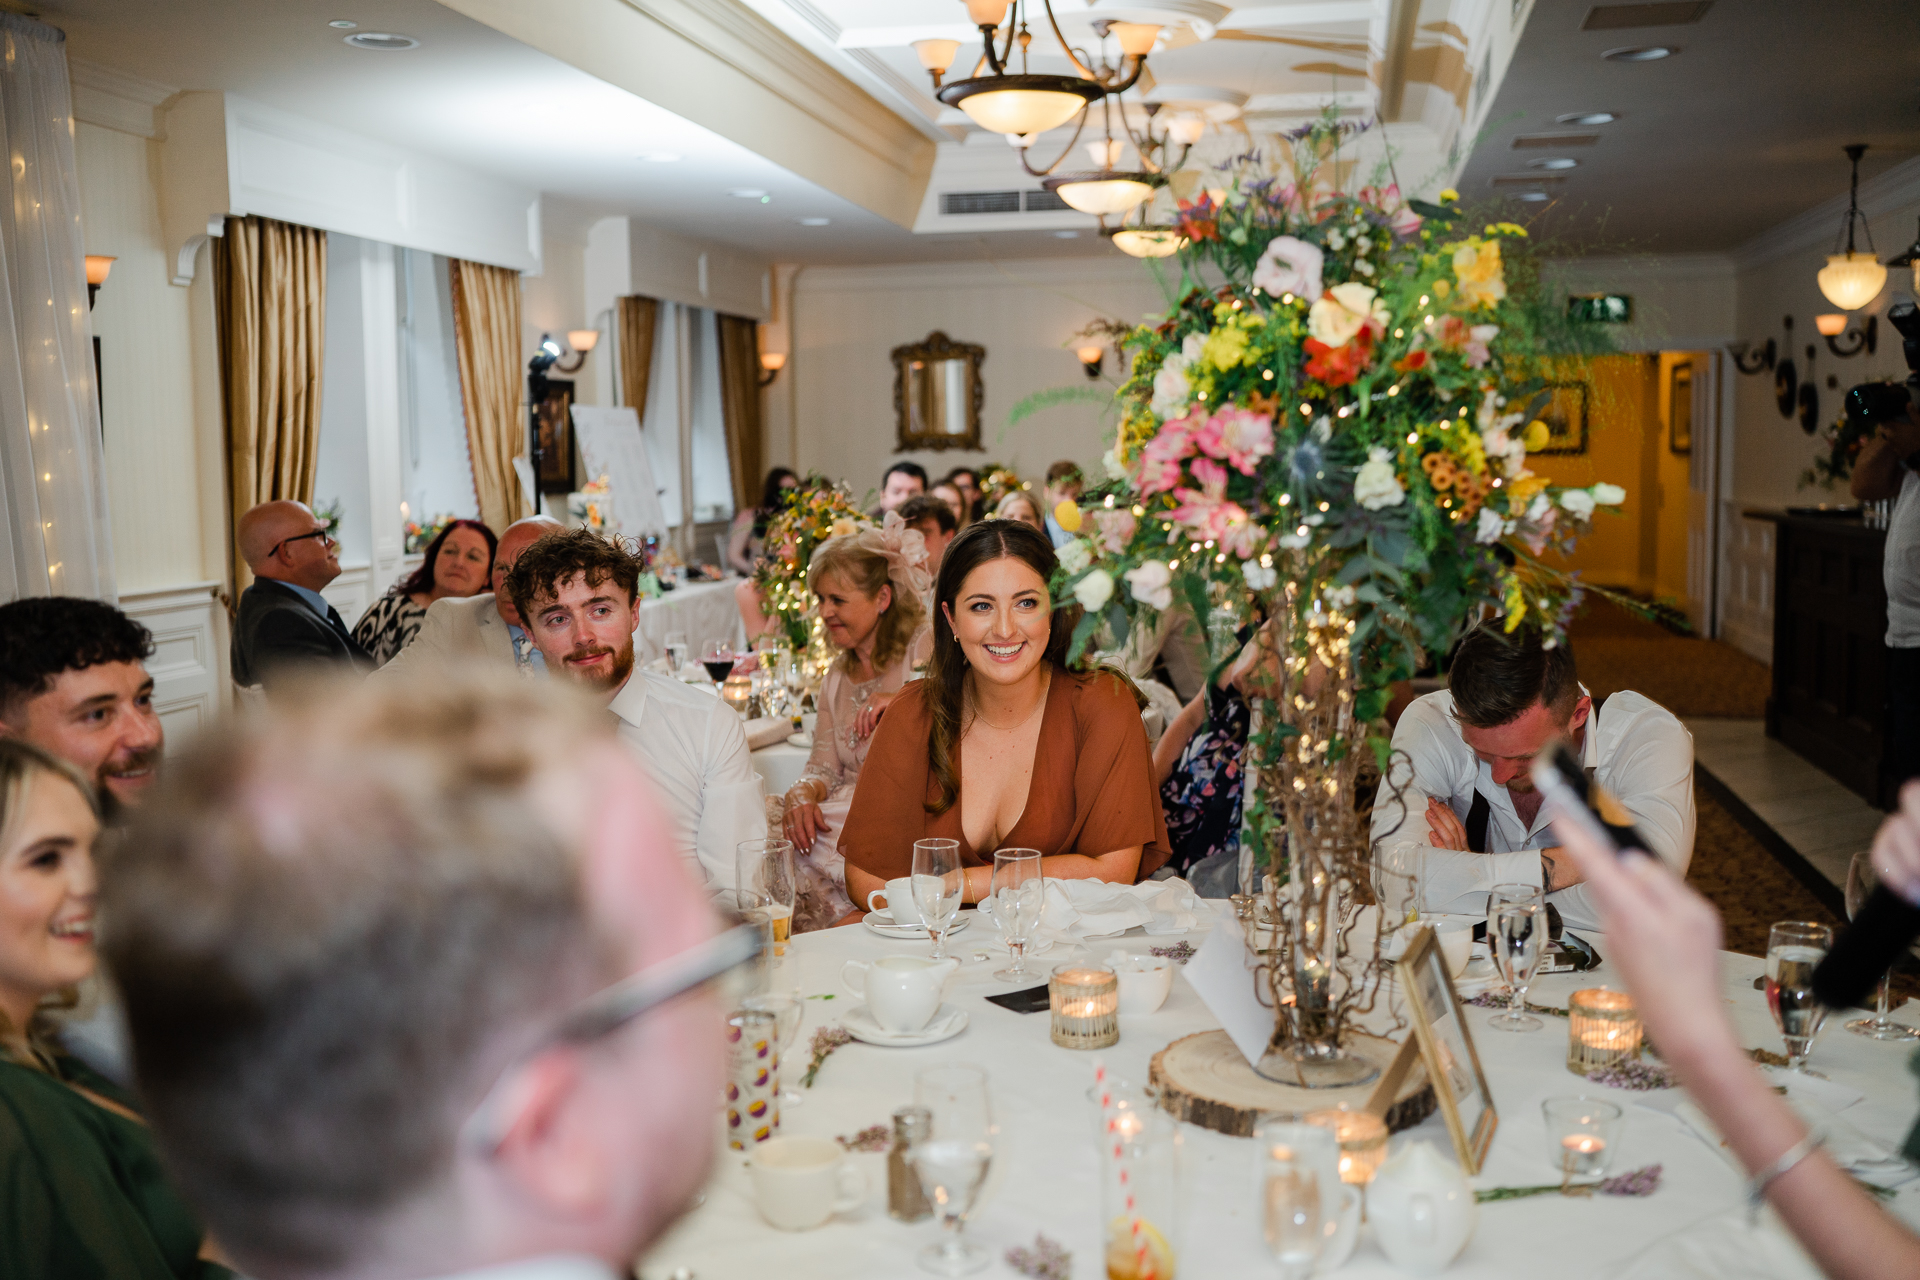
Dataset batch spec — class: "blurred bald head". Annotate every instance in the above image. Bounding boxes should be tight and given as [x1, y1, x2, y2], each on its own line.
[492, 515, 564, 627]
[238, 501, 342, 592]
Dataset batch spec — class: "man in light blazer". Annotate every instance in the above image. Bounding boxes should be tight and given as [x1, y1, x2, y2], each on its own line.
[378, 515, 562, 678]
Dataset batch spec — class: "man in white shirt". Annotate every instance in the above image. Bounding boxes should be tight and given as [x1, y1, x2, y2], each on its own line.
[380, 515, 563, 677]
[507, 527, 766, 890]
[1850, 401, 1920, 788]
[1371, 623, 1695, 933]
[107, 669, 741, 1280]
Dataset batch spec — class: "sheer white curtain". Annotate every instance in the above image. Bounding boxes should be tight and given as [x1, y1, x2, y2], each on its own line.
[0, 15, 110, 602]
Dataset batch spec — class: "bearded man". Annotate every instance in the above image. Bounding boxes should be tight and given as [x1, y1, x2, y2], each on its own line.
[506, 528, 764, 890]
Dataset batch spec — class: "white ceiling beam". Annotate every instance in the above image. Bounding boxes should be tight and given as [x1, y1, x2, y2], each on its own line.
[1220, 3, 1381, 29]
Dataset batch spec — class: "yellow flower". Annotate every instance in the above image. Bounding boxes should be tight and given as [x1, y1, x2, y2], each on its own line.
[1054, 499, 1083, 533]
[1522, 419, 1551, 452]
[1431, 278, 1452, 298]
[1439, 188, 1459, 202]
[1201, 324, 1251, 370]
[829, 517, 858, 538]
[1451, 239, 1506, 308]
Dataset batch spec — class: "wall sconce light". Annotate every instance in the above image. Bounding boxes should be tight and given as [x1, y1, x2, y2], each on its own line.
[1729, 314, 1789, 376]
[1816, 312, 1878, 358]
[84, 255, 115, 310]
[758, 351, 786, 387]
[532, 330, 599, 376]
[1076, 344, 1105, 379]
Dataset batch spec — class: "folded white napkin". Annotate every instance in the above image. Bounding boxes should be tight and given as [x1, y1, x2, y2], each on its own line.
[743, 716, 790, 751]
[1036, 877, 1210, 941]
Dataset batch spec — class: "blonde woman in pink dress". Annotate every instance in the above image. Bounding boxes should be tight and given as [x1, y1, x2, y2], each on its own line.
[780, 513, 933, 923]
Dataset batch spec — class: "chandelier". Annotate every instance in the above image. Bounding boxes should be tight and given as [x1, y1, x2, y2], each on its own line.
[1816, 144, 1887, 312]
[915, 1, 1156, 138]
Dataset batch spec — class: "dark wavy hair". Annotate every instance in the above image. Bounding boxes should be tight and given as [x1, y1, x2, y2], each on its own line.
[923, 520, 1079, 815]
[397, 519, 497, 599]
[0, 597, 154, 725]
[1447, 622, 1580, 728]
[753, 467, 799, 539]
[504, 527, 644, 624]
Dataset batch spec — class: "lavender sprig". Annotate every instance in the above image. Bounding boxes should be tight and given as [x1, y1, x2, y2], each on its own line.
[1006, 1234, 1072, 1280]
[836, 1124, 889, 1153]
[1467, 990, 1569, 1017]
[801, 1026, 852, 1088]
[1585, 1059, 1678, 1091]
[1476, 1164, 1663, 1202]
[1599, 1164, 1663, 1196]
[1150, 941, 1197, 964]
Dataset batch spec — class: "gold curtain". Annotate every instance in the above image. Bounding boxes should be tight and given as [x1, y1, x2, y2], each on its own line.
[618, 295, 659, 416]
[717, 314, 764, 514]
[214, 215, 328, 589]
[449, 259, 530, 535]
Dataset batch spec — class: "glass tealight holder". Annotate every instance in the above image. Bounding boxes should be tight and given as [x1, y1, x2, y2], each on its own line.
[721, 672, 754, 716]
[1542, 1096, 1621, 1178]
[1050, 964, 1119, 1049]
[1303, 1103, 1389, 1185]
[1566, 988, 1642, 1076]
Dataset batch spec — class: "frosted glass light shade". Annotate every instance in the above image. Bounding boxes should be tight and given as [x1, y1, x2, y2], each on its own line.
[1165, 116, 1205, 146]
[1087, 138, 1124, 169]
[567, 329, 600, 352]
[1056, 176, 1155, 215]
[1818, 251, 1887, 310]
[84, 254, 115, 286]
[965, 0, 1010, 24]
[1110, 21, 1161, 55]
[951, 84, 1094, 135]
[1111, 228, 1186, 258]
[1815, 313, 1847, 336]
[912, 38, 960, 73]
[760, 352, 786, 372]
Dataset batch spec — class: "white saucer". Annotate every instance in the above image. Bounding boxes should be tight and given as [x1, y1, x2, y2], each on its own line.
[863, 911, 972, 940]
[1453, 955, 1500, 997]
[841, 1003, 970, 1047]
[786, 732, 813, 748]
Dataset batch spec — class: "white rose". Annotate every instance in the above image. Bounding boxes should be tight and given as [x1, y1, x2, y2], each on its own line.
[1558, 488, 1597, 520]
[1306, 282, 1385, 349]
[1102, 446, 1127, 480]
[1278, 529, 1311, 549]
[1475, 507, 1507, 545]
[1124, 560, 1174, 610]
[1527, 494, 1553, 521]
[1324, 584, 1357, 610]
[1592, 483, 1627, 506]
[1057, 539, 1091, 575]
[1072, 567, 1114, 612]
[1150, 359, 1190, 419]
[1243, 560, 1277, 590]
[1353, 447, 1405, 510]
[1181, 332, 1206, 361]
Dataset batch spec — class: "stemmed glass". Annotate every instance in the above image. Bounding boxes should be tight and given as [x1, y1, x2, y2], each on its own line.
[738, 839, 796, 959]
[1767, 921, 1834, 1072]
[909, 1064, 995, 1276]
[913, 839, 965, 962]
[664, 630, 690, 677]
[1844, 853, 1919, 1041]
[1257, 1121, 1337, 1280]
[701, 638, 736, 685]
[1488, 901, 1548, 1032]
[988, 849, 1044, 982]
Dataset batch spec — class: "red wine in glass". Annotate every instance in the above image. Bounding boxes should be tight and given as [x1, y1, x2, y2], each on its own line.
[703, 658, 736, 683]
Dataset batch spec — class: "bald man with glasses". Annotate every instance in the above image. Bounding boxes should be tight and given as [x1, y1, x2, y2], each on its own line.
[231, 500, 373, 691]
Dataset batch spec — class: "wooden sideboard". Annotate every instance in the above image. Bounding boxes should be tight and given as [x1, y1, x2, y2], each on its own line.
[1750, 510, 1890, 806]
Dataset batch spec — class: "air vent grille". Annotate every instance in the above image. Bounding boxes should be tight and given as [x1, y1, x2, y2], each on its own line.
[1490, 174, 1568, 187]
[1512, 133, 1601, 149]
[938, 189, 1076, 215]
[1023, 189, 1070, 213]
[1582, 2, 1711, 29]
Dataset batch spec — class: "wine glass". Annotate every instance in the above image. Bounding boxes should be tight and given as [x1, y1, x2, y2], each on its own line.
[910, 1064, 995, 1276]
[1373, 840, 1426, 925]
[1256, 1121, 1337, 1280]
[913, 839, 965, 961]
[1844, 853, 1919, 1041]
[988, 849, 1044, 982]
[737, 839, 796, 959]
[742, 989, 806, 1110]
[701, 638, 736, 685]
[1767, 921, 1835, 1072]
[1488, 901, 1548, 1032]
[664, 630, 690, 677]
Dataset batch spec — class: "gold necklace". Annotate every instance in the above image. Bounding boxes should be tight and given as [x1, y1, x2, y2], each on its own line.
[970, 672, 1049, 733]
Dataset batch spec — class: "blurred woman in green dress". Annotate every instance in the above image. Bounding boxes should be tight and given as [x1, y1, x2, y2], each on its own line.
[0, 738, 231, 1279]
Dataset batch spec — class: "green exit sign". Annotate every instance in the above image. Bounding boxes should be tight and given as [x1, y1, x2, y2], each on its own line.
[1568, 294, 1633, 323]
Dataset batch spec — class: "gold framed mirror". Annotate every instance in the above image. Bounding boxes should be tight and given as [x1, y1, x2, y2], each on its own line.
[891, 331, 984, 452]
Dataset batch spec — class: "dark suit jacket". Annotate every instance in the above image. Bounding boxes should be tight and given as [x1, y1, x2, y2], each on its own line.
[232, 578, 373, 690]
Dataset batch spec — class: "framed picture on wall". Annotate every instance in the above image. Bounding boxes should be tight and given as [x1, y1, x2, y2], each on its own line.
[1669, 361, 1693, 455]
[531, 376, 576, 494]
[1532, 382, 1589, 455]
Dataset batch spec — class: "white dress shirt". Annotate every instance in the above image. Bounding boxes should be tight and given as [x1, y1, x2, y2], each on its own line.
[1369, 688, 1696, 933]
[609, 669, 767, 890]
[425, 1255, 614, 1280]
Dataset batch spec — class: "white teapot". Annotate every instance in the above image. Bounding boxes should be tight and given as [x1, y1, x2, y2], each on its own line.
[841, 955, 958, 1032]
[1367, 1140, 1476, 1273]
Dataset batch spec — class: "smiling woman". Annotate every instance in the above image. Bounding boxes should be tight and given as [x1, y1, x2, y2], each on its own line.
[0, 739, 233, 1278]
[839, 522, 1170, 914]
[351, 518, 500, 668]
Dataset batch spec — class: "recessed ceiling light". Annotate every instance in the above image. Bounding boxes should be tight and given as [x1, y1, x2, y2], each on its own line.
[343, 32, 418, 51]
[1528, 158, 1579, 170]
[639, 151, 682, 163]
[727, 188, 768, 199]
[1602, 45, 1675, 62]
[1053, 230, 1079, 239]
[328, 19, 357, 29]
[1556, 112, 1617, 125]
[796, 217, 831, 226]
[1511, 192, 1552, 202]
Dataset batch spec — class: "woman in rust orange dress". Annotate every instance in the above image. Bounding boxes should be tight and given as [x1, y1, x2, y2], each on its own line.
[839, 521, 1169, 913]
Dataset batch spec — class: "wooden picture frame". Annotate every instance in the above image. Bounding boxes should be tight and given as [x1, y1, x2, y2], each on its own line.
[531, 376, 576, 494]
[1669, 361, 1693, 455]
[1394, 926, 1498, 1174]
[891, 331, 984, 453]
[1532, 382, 1588, 456]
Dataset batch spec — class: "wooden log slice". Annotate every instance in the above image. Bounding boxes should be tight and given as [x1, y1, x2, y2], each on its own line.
[1148, 1030, 1436, 1138]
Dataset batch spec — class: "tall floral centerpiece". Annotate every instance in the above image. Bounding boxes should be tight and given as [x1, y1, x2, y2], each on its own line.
[1057, 117, 1622, 1086]
[751, 474, 869, 652]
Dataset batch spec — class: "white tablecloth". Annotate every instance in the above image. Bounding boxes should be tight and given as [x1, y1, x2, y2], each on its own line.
[634, 578, 746, 664]
[750, 741, 811, 798]
[640, 914, 1920, 1279]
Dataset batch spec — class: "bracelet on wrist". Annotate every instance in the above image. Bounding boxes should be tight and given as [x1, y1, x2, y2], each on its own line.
[1746, 1131, 1822, 1221]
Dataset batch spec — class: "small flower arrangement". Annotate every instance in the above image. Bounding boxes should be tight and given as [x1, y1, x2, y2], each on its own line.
[1585, 1058, 1678, 1091]
[1476, 1164, 1662, 1202]
[403, 512, 459, 555]
[801, 1025, 853, 1088]
[836, 1124, 890, 1153]
[1006, 1234, 1072, 1280]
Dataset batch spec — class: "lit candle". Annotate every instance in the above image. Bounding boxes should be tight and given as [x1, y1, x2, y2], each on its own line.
[1566, 988, 1642, 1076]
[1304, 1105, 1388, 1185]
[1561, 1134, 1605, 1156]
[1049, 964, 1119, 1049]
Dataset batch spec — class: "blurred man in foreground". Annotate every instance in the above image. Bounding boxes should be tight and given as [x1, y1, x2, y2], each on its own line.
[106, 668, 741, 1280]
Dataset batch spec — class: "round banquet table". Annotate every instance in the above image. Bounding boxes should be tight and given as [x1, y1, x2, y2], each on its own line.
[638, 910, 1920, 1280]
[633, 577, 747, 666]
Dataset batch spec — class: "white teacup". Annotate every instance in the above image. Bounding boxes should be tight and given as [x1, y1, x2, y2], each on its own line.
[1433, 921, 1474, 977]
[1105, 950, 1175, 1015]
[841, 955, 958, 1032]
[866, 876, 924, 927]
[749, 1135, 868, 1230]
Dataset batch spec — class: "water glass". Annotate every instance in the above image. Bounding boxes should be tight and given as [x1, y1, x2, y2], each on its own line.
[1489, 901, 1548, 1032]
[1767, 921, 1834, 1073]
[664, 630, 690, 676]
[1844, 853, 1920, 1041]
[737, 839, 797, 957]
[988, 848, 1044, 982]
[910, 1065, 994, 1276]
[912, 839, 964, 961]
[1542, 1097, 1622, 1177]
[1373, 840, 1426, 924]
[1255, 1120, 1338, 1280]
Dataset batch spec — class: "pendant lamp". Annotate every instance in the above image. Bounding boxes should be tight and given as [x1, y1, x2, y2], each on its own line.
[1816, 145, 1887, 311]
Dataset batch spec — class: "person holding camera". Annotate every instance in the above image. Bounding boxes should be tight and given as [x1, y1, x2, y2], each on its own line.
[1851, 399, 1920, 788]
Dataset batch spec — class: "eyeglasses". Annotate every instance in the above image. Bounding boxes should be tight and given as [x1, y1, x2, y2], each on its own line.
[461, 920, 765, 1153]
[271, 528, 335, 558]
